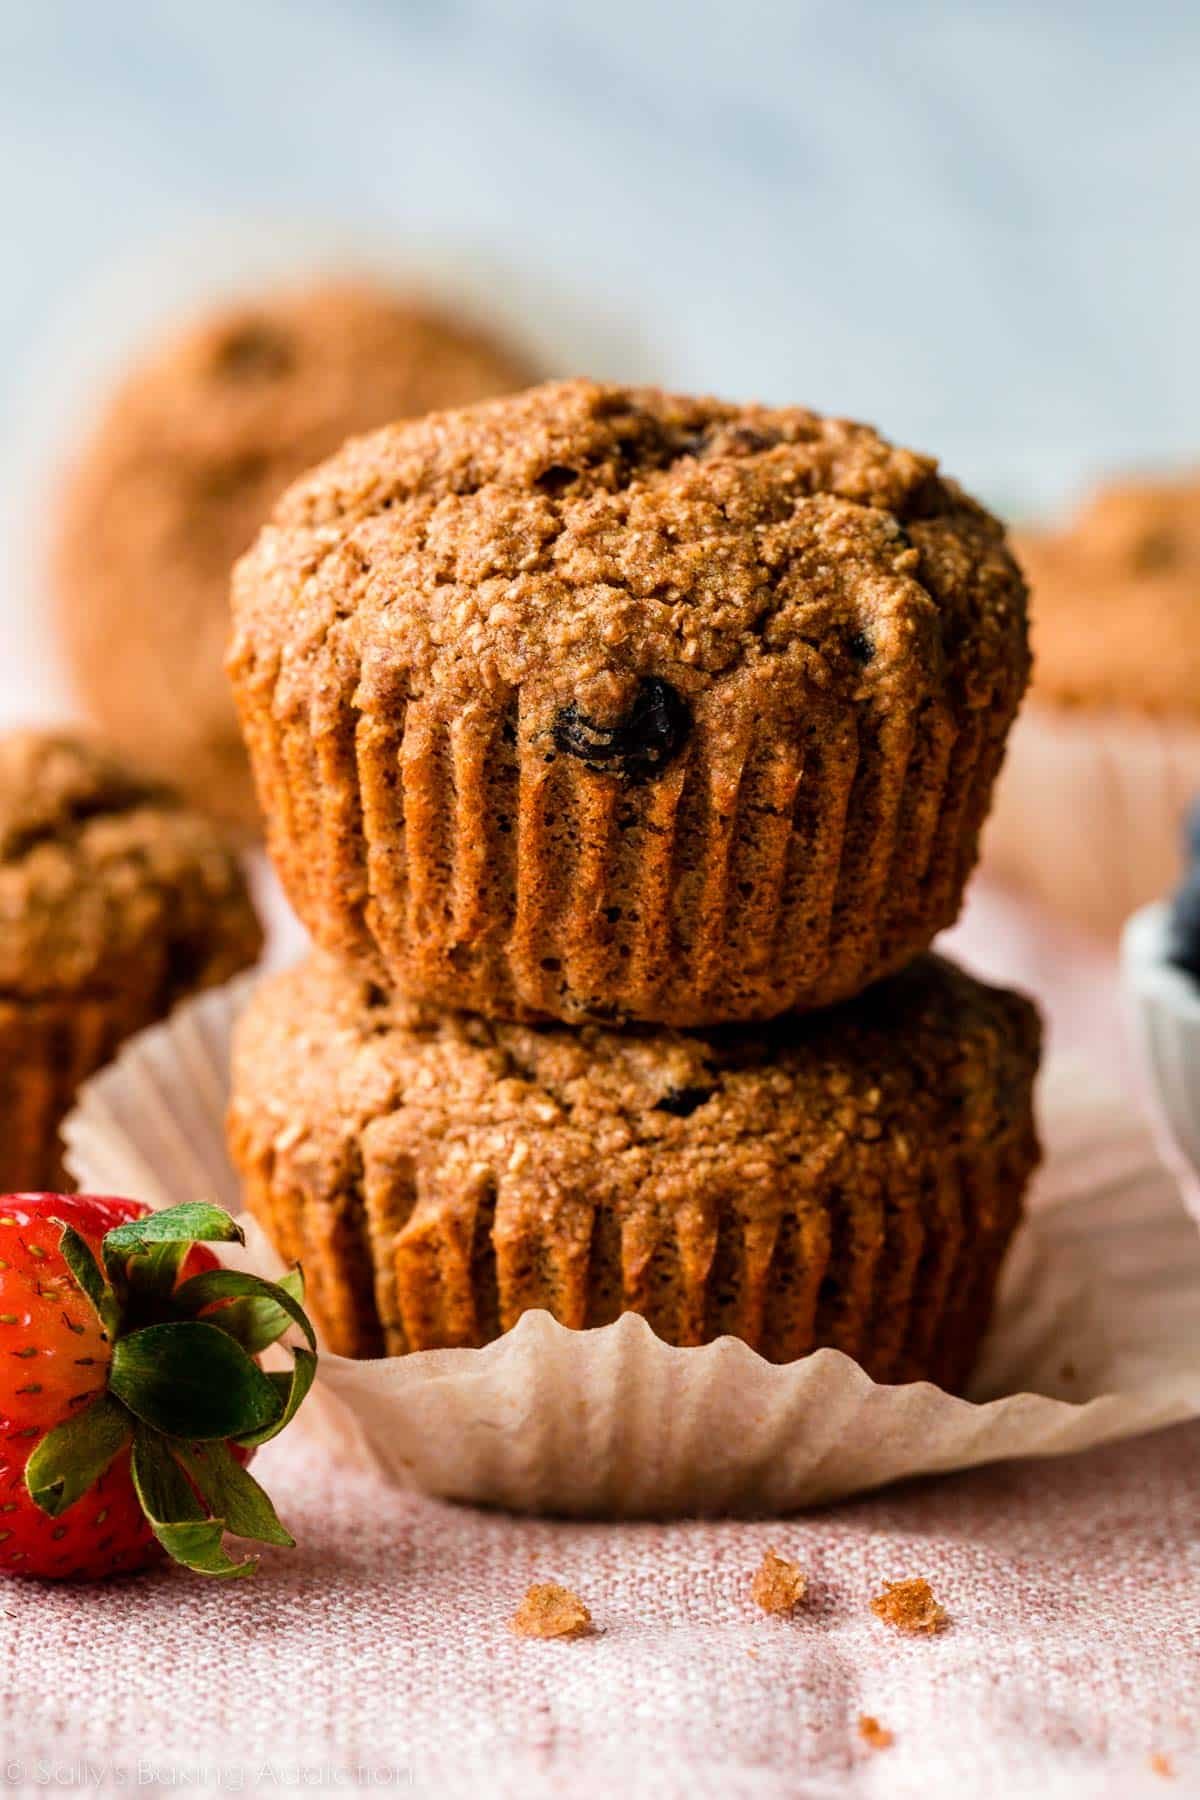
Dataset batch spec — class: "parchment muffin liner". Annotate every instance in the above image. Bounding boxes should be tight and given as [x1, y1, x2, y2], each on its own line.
[62, 975, 1200, 1518]
[984, 700, 1200, 938]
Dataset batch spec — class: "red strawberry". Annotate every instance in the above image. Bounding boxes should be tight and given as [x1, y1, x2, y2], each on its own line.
[0, 1194, 315, 1581]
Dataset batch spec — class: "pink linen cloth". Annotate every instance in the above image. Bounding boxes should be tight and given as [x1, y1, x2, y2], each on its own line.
[1, 1425, 1196, 1799]
[1, 881, 1197, 1799]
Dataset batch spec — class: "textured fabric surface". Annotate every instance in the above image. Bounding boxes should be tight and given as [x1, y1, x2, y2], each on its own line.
[3, 884, 1197, 1799]
[0, 1425, 1196, 1798]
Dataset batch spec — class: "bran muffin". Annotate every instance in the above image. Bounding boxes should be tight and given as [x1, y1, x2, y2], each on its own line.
[986, 471, 1200, 933]
[229, 380, 1030, 1027]
[54, 278, 534, 830]
[0, 729, 262, 1189]
[227, 951, 1041, 1391]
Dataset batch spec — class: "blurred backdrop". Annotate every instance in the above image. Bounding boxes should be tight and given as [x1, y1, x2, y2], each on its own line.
[1, 0, 1197, 723]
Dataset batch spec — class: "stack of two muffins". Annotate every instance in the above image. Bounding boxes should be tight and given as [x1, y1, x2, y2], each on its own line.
[226, 381, 1041, 1393]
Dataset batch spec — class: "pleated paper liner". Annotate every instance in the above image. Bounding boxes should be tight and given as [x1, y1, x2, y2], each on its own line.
[62, 974, 1200, 1518]
[984, 699, 1200, 938]
[245, 662, 1017, 1026]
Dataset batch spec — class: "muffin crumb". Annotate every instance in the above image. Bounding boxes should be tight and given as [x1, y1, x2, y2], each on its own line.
[1150, 1753, 1175, 1780]
[870, 1577, 948, 1635]
[857, 1715, 894, 1751]
[509, 1582, 593, 1640]
[751, 1548, 807, 1615]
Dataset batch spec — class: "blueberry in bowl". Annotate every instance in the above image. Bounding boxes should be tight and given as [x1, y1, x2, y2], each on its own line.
[1122, 799, 1200, 1215]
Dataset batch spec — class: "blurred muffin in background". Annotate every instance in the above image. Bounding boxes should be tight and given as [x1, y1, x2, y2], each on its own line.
[985, 471, 1200, 936]
[0, 728, 261, 1189]
[53, 278, 536, 832]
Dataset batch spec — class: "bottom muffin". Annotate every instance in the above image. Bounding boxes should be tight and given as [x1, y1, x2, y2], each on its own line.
[228, 953, 1041, 1390]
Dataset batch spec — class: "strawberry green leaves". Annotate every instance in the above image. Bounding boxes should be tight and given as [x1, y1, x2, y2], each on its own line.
[130, 1430, 258, 1579]
[101, 1202, 245, 1289]
[24, 1394, 132, 1518]
[237, 1347, 317, 1448]
[53, 1223, 122, 1338]
[130, 1433, 298, 1579]
[21, 1198, 318, 1580]
[173, 1267, 316, 1354]
[110, 1321, 286, 1440]
[175, 1442, 295, 1548]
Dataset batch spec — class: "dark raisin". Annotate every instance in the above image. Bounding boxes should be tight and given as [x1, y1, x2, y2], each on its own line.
[847, 630, 875, 666]
[551, 678, 690, 784]
[673, 431, 709, 461]
[655, 1085, 716, 1118]
[723, 425, 775, 456]
[1130, 529, 1176, 574]
[535, 465, 580, 496]
[215, 322, 293, 381]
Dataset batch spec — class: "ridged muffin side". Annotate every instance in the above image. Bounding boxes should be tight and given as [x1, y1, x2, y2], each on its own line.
[227, 952, 1041, 1390]
[229, 381, 1030, 1026]
[0, 731, 262, 1186]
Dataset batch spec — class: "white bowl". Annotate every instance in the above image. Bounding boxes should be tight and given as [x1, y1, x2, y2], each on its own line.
[1122, 901, 1200, 1225]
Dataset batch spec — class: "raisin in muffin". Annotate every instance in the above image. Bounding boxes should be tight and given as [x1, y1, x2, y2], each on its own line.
[54, 279, 534, 831]
[228, 951, 1041, 1391]
[230, 380, 1030, 1027]
[0, 729, 262, 1188]
[986, 471, 1200, 934]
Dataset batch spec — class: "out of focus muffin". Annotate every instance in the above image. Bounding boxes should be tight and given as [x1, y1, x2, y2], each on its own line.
[0, 729, 261, 1189]
[986, 472, 1200, 935]
[53, 278, 535, 830]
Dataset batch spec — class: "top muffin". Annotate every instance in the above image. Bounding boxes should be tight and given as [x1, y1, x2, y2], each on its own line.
[54, 278, 534, 830]
[1018, 472, 1200, 715]
[230, 380, 1029, 1027]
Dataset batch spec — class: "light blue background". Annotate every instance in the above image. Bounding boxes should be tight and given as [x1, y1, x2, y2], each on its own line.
[0, 0, 1196, 715]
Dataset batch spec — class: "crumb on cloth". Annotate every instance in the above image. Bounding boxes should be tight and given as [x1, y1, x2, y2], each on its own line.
[1150, 1753, 1175, 1780]
[870, 1577, 948, 1635]
[858, 1715, 894, 1751]
[509, 1582, 593, 1640]
[751, 1548, 807, 1615]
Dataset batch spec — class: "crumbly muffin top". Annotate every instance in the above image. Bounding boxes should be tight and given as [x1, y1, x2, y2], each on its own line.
[234, 952, 1041, 1175]
[0, 730, 261, 997]
[1019, 471, 1200, 715]
[231, 380, 1028, 727]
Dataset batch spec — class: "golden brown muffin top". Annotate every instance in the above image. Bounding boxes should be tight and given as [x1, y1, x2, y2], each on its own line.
[1020, 471, 1200, 715]
[233, 952, 1041, 1183]
[231, 380, 1028, 736]
[0, 730, 262, 997]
